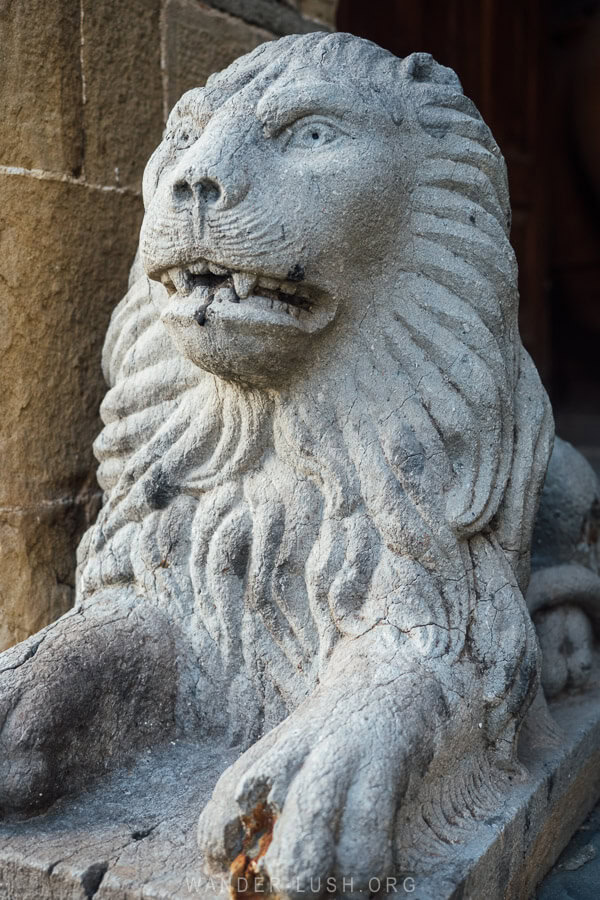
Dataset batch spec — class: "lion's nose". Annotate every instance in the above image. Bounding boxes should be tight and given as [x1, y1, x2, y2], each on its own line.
[169, 161, 248, 212]
[172, 171, 222, 205]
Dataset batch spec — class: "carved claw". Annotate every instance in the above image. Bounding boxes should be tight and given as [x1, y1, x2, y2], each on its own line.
[198, 669, 439, 899]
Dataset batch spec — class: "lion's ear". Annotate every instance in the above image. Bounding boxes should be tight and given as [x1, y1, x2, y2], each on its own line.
[401, 52, 462, 90]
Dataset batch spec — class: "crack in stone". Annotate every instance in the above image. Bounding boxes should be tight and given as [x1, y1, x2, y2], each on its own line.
[0, 637, 45, 673]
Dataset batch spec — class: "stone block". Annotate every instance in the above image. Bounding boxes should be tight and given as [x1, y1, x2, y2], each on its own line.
[297, 0, 337, 26]
[164, 0, 275, 110]
[0, 0, 84, 175]
[81, 0, 164, 190]
[537, 804, 600, 899]
[0, 491, 100, 651]
[0, 174, 142, 506]
[206, 0, 330, 35]
[0, 172, 142, 647]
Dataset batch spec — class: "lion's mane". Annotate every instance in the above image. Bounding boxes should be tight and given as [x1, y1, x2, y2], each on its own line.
[78, 34, 553, 746]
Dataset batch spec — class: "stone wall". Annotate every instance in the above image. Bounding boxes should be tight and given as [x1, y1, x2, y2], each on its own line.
[0, 0, 337, 651]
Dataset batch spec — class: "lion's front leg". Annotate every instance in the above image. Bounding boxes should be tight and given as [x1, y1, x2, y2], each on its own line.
[0, 592, 177, 817]
[198, 630, 446, 899]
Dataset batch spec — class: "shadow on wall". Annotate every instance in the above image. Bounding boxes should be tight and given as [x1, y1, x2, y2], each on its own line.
[337, 0, 600, 472]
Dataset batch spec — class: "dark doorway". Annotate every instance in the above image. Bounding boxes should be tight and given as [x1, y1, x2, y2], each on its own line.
[337, 0, 600, 469]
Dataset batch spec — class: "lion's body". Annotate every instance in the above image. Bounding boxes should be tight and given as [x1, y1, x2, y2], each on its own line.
[0, 34, 562, 891]
[80, 36, 552, 757]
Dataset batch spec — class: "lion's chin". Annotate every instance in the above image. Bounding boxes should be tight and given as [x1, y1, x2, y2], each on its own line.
[160, 289, 336, 386]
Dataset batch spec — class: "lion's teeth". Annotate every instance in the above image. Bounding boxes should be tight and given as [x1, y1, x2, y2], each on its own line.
[169, 267, 188, 294]
[289, 305, 300, 318]
[233, 272, 258, 299]
[188, 260, 209, 274]
[161, 273, 176, 295]
[258, 276, 280, 291]
[281, 282, 297, 295]
[208, 262, 228, 275]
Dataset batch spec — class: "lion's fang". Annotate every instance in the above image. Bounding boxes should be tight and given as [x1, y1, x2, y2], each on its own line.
[169, 267, 188, 294]
[233, 273, 258, 299]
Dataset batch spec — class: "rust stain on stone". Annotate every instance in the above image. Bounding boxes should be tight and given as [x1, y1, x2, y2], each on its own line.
[230, 802, 275, 899]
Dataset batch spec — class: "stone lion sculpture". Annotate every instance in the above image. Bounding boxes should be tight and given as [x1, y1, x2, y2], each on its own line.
[1, 32, 599, 897]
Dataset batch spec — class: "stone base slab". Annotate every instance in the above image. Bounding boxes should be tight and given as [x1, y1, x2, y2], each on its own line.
[1, 687, 600, 900]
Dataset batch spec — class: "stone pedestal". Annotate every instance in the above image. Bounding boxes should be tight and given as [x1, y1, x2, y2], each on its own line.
[2, 681, 600, 900]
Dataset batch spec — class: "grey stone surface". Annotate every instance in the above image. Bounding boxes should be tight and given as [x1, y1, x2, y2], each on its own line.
[2, 682, 600, 898]
[1, 32, 600, 899]
[0, 739, 237, 900]
[529, 437, 600, 698]
[537, 801, 600, 900]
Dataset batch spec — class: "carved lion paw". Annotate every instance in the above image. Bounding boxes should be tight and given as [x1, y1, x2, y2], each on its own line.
[0, 600, 176, 817]
[198, 671, 436, 898]
[0, 616, 78, 815]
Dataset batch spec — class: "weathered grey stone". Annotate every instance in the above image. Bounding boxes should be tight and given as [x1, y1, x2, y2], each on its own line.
[80, 0, 164, 190]
[1, 688, 600, 898]
[537, 803, 600, 899]
[528, 437, 600, 697]
[532, 436, 600, 574]
[1, 32, 600, 900]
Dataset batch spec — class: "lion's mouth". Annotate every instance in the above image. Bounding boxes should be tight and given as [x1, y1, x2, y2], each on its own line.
[160, 259, 312, 325]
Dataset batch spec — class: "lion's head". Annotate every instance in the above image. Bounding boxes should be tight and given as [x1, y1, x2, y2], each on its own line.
[81, 34, 553, 741]
[140, 35, 514, 391]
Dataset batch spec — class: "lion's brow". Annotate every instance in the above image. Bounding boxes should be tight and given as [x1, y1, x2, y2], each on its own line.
[255, 81, 368, 135]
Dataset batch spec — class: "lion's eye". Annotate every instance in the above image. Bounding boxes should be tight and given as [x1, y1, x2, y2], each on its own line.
[283, 119, 341, 151]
